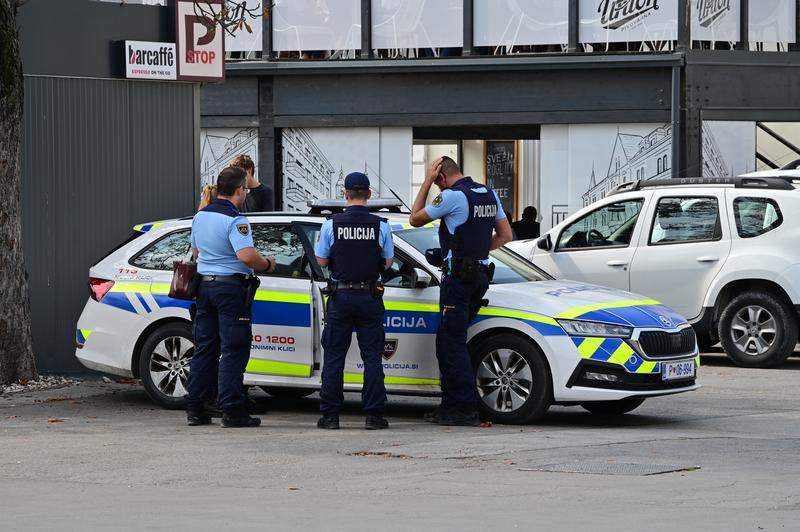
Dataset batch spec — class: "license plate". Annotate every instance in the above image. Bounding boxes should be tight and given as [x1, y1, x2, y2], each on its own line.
[661, 360, 696, 381]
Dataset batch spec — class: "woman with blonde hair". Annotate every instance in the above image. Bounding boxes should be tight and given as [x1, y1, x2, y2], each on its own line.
[198, 183, 217, 211]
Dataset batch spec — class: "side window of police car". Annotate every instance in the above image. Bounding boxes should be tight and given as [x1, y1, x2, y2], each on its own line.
[251, 224, 313, 278]
[649, 197, 721, 245]
[557, 199, 644, 251]
[381, 252, 423, 288]
[131, 230, 192, 270]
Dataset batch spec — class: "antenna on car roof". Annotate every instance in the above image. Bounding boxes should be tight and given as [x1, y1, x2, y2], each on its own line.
[365, 164, 411, 212]
[779, 159, 800, 170]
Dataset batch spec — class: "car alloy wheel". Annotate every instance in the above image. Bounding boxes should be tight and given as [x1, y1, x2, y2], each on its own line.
[476, 348, 533, 413]
[149, 336, 194, 398]
[730, 305, 777, 356]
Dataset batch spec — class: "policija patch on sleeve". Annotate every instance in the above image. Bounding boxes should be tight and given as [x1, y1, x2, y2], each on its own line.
[432, 194, 443, 207]
[236, 224, 250, 236]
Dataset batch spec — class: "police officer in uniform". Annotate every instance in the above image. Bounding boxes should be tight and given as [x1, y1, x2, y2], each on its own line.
[409, 157, 513, 426]
[186, 167, 277, 427]
[314, 172, 394, 430]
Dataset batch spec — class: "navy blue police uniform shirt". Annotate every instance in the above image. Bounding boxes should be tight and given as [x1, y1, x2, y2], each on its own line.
[425, 182, 506, 264]
[315, 215, 394, 281]
[191, 198, 255, 276]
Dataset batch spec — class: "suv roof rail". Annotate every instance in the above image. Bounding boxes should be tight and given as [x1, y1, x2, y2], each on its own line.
[307, 198, 405, 215]
[608, 176, 795, 196]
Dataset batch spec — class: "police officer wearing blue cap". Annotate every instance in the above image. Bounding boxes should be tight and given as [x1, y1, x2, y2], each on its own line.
[186, 166, 277, 428]
[315, 172, 394, 430]
[409, 157, 513, 426]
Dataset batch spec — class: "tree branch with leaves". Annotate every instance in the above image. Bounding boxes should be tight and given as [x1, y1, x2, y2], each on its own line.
[192, 0, 272, 37]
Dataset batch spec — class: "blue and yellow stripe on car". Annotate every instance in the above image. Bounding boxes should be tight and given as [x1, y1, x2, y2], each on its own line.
[556, 299, 687, 329]
[75, 329, 93, 347]
[133, 222, 165, 233]
[572, 336, 660, 374]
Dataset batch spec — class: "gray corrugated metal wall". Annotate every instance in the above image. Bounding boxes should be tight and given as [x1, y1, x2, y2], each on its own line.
[21, 76, 199, 372]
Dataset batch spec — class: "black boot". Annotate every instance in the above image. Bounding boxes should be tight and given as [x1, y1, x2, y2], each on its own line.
[423, 407, 445, 423]
[221, 406, 261, 428]
[365, 415, 389, 430]
[438, 409, 480, 427]
[317, 415, 340, 429]
[186, 404, 212, 426]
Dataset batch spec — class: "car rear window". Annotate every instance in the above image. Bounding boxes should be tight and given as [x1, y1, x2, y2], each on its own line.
[732, 197, 783, 238]
[130, 229, 192, 270]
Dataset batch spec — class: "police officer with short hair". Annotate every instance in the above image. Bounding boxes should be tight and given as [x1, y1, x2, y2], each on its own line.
[409, 156, 513, 426]
[315, 172, 394, 430]
[186, 166, 277, 428]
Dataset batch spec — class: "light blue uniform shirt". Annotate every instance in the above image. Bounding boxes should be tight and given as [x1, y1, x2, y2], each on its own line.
[191, 199, 255, 276]
[424, 184, 506, 263]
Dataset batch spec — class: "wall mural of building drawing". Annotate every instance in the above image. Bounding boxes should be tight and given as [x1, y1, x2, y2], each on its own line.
[200, 128, 258, 189]
[539, 121, 755, 232]
[281, 127, 412, 212]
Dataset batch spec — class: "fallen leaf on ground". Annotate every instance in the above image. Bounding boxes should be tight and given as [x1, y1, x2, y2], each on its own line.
[47, 417, 65, 424]
[288, 486, 300, 491]
[480, 421, 493, 428]
[112, 378, 140, 385]
[5, 415, 19, 419]
[17, 378, 30, 386]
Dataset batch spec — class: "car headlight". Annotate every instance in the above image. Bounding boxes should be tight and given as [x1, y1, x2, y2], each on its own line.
[556, 319, 633, 338]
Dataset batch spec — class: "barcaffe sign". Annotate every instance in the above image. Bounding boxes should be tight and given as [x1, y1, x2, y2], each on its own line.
[125, 41, 177, 81]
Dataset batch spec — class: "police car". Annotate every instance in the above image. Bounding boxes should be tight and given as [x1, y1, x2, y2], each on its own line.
[75, 201, 699, 424]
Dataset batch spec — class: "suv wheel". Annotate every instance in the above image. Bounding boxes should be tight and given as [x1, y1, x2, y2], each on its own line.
[472, 333, 551, 425]
[718, 291, 798, 368]
[139, 322, 193, 409]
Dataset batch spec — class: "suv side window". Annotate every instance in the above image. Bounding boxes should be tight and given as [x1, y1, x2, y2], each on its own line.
[733, 197, 783, 238]
[130, 230, 191, 270]
[649, 196, 721, 245]
[557, 199, 644, 251]
[381, 251, 436, 288]
[252, 224, 311, 279]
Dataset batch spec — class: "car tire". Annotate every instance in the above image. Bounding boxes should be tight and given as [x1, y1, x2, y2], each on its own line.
[718, 291, 799, 368]
[472, 333, 551, 425]
[260, 386, 315, 399]
[580, 398, 645, 416]
[139, 322, 194, 409]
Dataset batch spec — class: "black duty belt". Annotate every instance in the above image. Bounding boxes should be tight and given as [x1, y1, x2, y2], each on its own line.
[201, 274, 246, 285]
[333, 281, 375, 290]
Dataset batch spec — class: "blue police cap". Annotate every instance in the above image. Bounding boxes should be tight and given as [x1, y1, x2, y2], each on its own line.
[344, 172, 370, 190]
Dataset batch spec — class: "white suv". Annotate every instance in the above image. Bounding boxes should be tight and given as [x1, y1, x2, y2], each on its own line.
[509, 175, 800, 368]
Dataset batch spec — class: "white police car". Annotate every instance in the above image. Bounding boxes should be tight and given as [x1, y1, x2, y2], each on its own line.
[75, 202, 699, 424]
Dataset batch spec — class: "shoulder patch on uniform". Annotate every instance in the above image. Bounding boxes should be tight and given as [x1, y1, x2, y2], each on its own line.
[236, 224, 250, 236]
[432, 194, 443, 207]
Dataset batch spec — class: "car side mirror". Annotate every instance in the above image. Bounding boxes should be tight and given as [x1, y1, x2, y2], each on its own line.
[411, 268, 432, 289]
[537, 234, 552, 251]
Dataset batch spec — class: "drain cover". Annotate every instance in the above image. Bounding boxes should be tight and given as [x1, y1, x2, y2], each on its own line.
[520, 462, 700, 476]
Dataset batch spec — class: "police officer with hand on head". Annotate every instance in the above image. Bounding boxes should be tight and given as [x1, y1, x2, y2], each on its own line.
[409, 156, 513, 426]
[186, 166, 277, 428]
[315, 172, 394, 430]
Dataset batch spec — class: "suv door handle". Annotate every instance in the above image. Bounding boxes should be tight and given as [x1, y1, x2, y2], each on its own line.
[697, 256, 719, 263]
[606, 260, 629, 267]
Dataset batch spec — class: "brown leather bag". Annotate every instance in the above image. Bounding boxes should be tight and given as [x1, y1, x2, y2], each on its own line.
[169, 260, 199, 300]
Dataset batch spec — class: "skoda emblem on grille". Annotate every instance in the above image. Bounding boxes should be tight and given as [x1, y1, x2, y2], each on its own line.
[658, 315, 672, 327]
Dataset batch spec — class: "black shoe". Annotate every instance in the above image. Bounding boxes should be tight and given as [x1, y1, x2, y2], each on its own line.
[438, 409, 480, 427]
[423, 407, 445, 424]
[317, 415, 340, 429]
[186, 407, 212, 426]
[221, 407, 261, 428]
[365, 415, 389, 430]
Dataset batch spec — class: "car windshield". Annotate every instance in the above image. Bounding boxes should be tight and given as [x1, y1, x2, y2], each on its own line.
[394, 227, 551, 284]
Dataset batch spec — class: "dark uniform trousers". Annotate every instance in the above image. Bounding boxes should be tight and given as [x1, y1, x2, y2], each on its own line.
[319, 289, 387, 416]
[186, 282, 252, 412]
[436, 271, 490, 412]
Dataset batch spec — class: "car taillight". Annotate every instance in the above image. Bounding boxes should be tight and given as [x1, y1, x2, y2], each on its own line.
[89, 278, 114, 302]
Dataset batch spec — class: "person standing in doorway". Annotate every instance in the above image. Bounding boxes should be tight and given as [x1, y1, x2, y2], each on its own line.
[314, 172, 394, 430]
[409, 156, 513, 426]
[512, 206, 541, 240]
[231, 154, 274, 212]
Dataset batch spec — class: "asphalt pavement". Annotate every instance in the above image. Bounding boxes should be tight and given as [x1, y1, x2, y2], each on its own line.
[2, 350, 799, 532]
